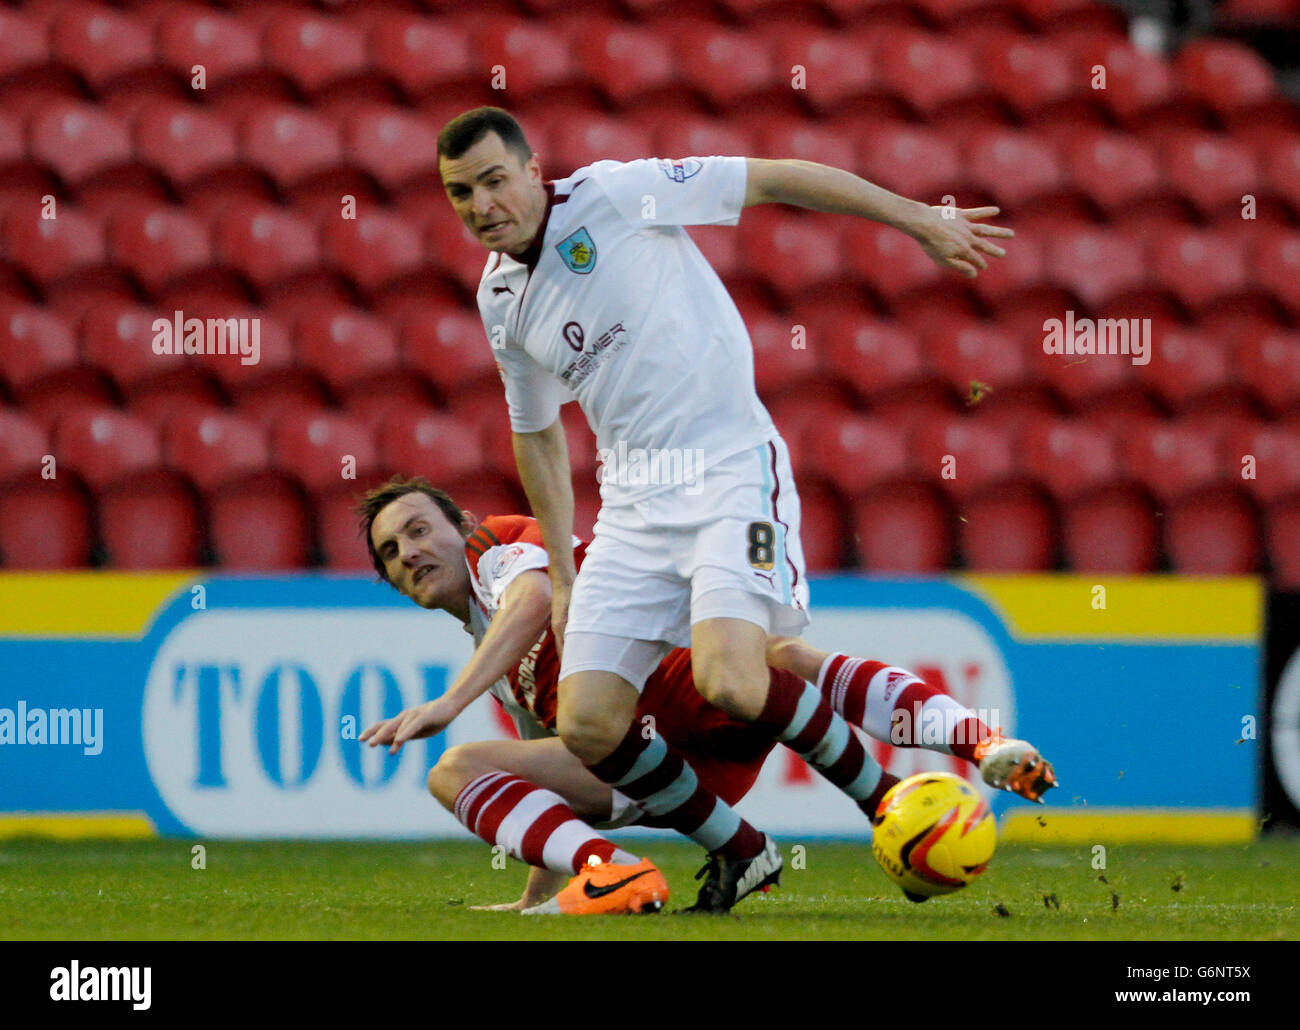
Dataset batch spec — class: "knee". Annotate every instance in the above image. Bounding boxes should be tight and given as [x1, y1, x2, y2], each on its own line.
[556, 696, 627, 765]
[693, 655, 769, 721]
[427, 743, 489, 811]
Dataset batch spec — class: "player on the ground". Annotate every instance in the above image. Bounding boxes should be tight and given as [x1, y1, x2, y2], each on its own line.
[436, 106, 1042, 912]
[356, 477, 1057, 912]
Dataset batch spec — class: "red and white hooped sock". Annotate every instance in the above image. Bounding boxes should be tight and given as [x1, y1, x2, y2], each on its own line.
[453, 771, 637, 874]
[817, 654, 992, 763]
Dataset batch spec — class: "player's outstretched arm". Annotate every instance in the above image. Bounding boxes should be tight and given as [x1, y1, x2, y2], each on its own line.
[360, 571, 553, 754]
[743, 157, 1013, 279]
[469, 865, 569, 912]
[512, 418, 579, 655]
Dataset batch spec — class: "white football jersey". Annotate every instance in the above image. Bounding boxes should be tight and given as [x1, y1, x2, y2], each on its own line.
[476, 156, 777, 506]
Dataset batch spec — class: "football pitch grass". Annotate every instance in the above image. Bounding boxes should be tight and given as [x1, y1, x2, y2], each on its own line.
[2, 837, 1298, 941]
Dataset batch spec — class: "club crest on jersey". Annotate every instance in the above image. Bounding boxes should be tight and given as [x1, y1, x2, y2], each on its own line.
[555, 227, 597, 274]
[658, 158, 702, 183]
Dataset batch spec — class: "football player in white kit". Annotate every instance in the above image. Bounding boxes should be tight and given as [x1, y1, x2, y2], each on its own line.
[437, 107, 1049, 912]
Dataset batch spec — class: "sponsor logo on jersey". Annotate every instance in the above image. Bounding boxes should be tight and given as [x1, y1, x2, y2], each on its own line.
[555, 227, 597, 274]
[658, 157, 703, 183]
[490, 544, 525, 581]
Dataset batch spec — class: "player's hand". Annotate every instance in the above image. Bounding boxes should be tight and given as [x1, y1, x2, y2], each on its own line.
[468, 899, 529, 912]
[360, 697, 457, 755]
[469, 867, 566, 911]
[550, 575, 572, 658]
[909, 204, 1013, 279]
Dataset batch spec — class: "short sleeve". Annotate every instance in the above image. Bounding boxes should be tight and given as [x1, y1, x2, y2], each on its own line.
[592, 156, 748, 229]
[495, 344, 570, 434]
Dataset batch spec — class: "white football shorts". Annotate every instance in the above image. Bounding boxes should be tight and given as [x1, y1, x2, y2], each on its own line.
[559, 434, 811, 688]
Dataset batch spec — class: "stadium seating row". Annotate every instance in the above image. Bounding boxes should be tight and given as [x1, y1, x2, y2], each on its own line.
[3, 95, 1299, 228]
[2, 406, 1299, 580]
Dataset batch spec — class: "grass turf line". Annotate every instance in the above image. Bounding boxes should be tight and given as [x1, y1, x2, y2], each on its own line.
[1, 839, 1297, 941]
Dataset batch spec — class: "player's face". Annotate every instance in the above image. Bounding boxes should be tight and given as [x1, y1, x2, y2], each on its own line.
[370, 492, 472, 611]
[440, 131, 544, 255]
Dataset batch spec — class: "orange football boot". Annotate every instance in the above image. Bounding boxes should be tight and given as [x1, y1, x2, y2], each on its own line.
[974, 729, 1059, 803]
[521, 857, 669, 915]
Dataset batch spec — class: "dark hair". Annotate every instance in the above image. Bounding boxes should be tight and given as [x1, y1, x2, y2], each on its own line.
[357, 475, 467, 584]
[437, 106, 533, 167]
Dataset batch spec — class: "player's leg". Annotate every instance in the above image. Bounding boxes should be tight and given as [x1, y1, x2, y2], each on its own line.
[691, 613, 899, 822]
[556, 650, 769, 867]
[766, 636, 1058, 802]
[428, 738, 668, 914]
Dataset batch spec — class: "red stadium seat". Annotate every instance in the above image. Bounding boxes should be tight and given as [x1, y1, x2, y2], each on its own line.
[1064, 38, 1190, 128]
[377, 411, 484, 484]
[960, 484, 1056, 571]
[270, 411, 379, 496]
[747, 311, 826, 396]
[686, 226, 740, 280]
[293, 305, 409, 409]
[964, 128, 1066, 211]
[819, 314, 949, 413]
[1120, 420, 1227, 503]
[482, 409, 598, 483]
[55, 409, 162, 491]
[648, 115, 758, 164]
[854, 123, 967, 205]
[1256, 133, 1300, 220]
[132, 99, 244, 193]
[738, 209, 848, 303]
[922, 321, 1032, 408]
[577, 20, 678, 109]
[1149, 228, 1252, 315]
[1060, 132, 1164, 218]
[1238, 329, 1300, 416]
[535, 110, 654, 178]
[757, 29, 874, 117]
[851, 483, 953, 572]
[1165, 491, 1263, 575]
[423, 206, 490, 299]
[1060, 488, 1160, 572]
[0, 480, 94, 568]
[79, 301, 213, 399]
[207, 477, 311, 569]
[872, 29, 991, 122]
[968, 232, 1051, 310]
[212, 202, 330, 297]
[27, 100, 135, 188]
[0, 301, 82, 394]
[106, 203, 214, 296]
[239, 103, 347, 191]
[909, 418, 1018, 500]
[471, 19, 574, 97]
[367, 14, 477, 101]
[798, 481, 850, 572]
[436, 474, 524, 528]
[2, 205, 112, 293]
[1226, 425, 1300, 506]
[1135, 326, 1240, 414]
[341, 104, 441, 193]
[261, 10, 373, 99]
[801, 414, 911, 497]
[321, 210, 425, 300]
[399, 302, 499, 397]
[1174, 38, 1282, 123]
[0, 10, 50, 83]
[1251, 228, 1300, 317]
[1017, 417, 1126, 501]
[165, 408, 274, 491]
[1159, 131, 1259, 220]
[843, 219, 947, 308]
[318, 491, 378, 570]
[1044, 226, 1147, 310]
[758, 119, 858, 173]
[979, 35, 1085, 121]
[96, 477, 203, 569]
[49, 3, 169, 94]
[0, 410, 49, 484]
[765, 391, 859, 458]
[156, 8, 265, 88]
[670, 24, 779, 112]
